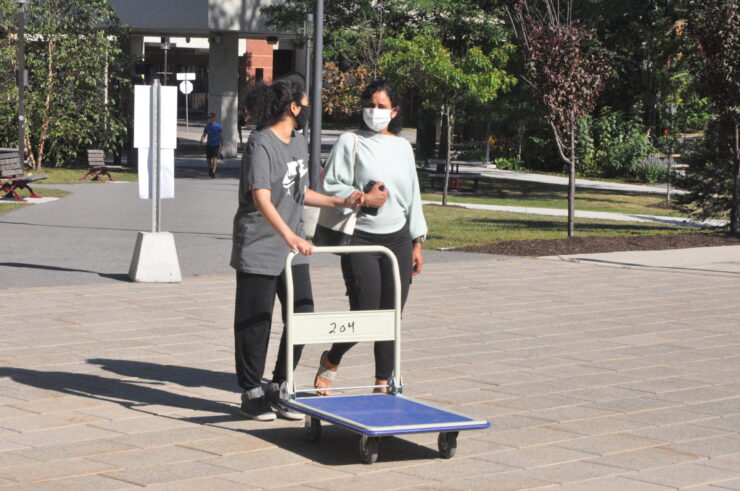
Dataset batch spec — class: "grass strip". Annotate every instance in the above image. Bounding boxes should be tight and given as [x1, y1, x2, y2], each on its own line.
[423, 204, 692, 250]
[420, 174, 687, 218]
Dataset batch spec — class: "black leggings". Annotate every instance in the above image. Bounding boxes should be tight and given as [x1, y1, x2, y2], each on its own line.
[327, 226, 412, 380]
[234, 264, 313, 391]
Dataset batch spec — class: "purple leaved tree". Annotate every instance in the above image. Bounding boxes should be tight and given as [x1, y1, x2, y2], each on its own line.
[506, 0, 611, 236]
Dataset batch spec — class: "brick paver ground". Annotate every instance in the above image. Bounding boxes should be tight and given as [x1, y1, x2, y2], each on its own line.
[0, 254, 738, 489]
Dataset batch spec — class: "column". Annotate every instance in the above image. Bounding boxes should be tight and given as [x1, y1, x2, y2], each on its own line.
[208, 32, 239, 157]
[127, 35, 145, 166]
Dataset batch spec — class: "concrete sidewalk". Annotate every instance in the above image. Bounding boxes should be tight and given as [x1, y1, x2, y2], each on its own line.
[0, 250, 738, 489]
[453, 164, 685, 195]
[546, 245, 740, 275]
[423, 200, 725, 229]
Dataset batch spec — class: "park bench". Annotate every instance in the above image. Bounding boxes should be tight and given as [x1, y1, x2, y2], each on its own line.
[428, 172, 480, 193]
[0, 150, 47, 202]
[79, 149, 125, 182]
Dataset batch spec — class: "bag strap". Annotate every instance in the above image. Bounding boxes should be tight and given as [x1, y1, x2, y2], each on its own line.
[350, 132, 359, 186]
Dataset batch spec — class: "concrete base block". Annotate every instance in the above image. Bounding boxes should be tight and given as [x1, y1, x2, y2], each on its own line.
[128, 231, 182, 283]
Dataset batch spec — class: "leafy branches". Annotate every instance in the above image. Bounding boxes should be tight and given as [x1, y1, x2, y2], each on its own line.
[0, 0, 130, 169]
[682, 0, 739, 233]
[506, 0, 611, 236]
[382, 34, 515, 204]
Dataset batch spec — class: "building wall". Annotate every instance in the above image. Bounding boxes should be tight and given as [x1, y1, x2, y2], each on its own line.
[244, 39, 274, 84]
[109, 0, 282, 35]
[109, 0, 209, 33]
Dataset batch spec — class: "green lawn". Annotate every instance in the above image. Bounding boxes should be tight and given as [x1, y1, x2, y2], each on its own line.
[0, 188, 69, 215]
[31, 167, 137, 184]
[423, 204, 690, 250]
[420, 173, 686, 218]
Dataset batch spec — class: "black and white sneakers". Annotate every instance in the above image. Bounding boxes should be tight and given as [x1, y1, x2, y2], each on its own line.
[240, 383, 304, 422]
[240, 390, 276, 421]
[265, 383, 304, 421]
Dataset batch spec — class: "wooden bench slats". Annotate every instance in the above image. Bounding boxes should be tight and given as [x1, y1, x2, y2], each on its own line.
[427, 172, 480, 193]
[0, 151, 47, 201]
[7, 174, 47, 183]
[80, 149, 126, 182]
[428, 173, 480, 178]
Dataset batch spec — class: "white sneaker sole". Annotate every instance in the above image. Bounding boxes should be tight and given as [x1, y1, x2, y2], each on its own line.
[239, 409, 276, 421]
[272, 405, 305, 421]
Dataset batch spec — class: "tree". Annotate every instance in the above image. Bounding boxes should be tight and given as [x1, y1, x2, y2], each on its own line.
[381, 35, 516, 205]
[0, 0, 129, 169]
[262, 0, 403, 76]
[322, 62, 372, 118]
[506, 0, 611, 236]
[677, 118, 737, 224]
[683, 0, 740, 234]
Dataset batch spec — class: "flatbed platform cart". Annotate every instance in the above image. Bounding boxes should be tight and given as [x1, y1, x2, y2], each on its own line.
[281, 245, 490, 464]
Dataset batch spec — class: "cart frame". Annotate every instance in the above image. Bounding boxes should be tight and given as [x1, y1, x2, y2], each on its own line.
[281, 245, 490, 463]
[284, 245, 403, 398]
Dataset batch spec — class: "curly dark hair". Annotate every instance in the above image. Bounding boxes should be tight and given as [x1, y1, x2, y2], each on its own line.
[245, 79, 305, 129]
[359, 79, 403, 135]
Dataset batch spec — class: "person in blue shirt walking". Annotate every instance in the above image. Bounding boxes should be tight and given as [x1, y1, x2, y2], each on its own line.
[200, 112, 223, 178]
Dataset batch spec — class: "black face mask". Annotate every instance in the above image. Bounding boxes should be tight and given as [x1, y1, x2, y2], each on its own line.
[294, 105, 310, 131]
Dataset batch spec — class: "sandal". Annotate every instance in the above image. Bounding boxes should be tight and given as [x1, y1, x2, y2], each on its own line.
[314, 351, 338, 396]
[373, 379, 388, 394]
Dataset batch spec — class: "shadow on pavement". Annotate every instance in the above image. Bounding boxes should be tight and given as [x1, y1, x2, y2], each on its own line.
[0, 262, 130, 282]
[0, 361, 438, 465]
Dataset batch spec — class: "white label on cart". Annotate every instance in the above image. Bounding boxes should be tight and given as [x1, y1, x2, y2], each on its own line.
[291, 310, 396, 345]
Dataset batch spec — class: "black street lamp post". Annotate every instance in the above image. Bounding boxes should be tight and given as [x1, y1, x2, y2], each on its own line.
[160, 36, 170, 85]
[309, 0, 323, 191]
[303, 13, 313, 136]
[15, 0, 28, 167]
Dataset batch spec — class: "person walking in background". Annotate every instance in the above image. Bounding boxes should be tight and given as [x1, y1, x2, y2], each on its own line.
[314, 79, 428, 396]
[232, 80, 363, 421]
[200, 112, 223, 178]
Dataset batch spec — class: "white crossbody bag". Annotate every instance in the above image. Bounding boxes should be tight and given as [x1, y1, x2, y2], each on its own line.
[312, 132, 359, 246]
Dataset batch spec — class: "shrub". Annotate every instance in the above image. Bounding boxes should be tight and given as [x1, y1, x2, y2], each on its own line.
[493, 157, 523, 170]
[577, 108, 656, 180]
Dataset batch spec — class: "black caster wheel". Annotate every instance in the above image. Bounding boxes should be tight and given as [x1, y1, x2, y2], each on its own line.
[305, 417, 321, 442]
[359, 435, 379, 464]
[438, 431, 458, 459]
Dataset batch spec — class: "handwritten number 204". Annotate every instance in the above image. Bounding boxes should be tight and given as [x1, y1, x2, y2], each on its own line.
[329, 322, 355, 334]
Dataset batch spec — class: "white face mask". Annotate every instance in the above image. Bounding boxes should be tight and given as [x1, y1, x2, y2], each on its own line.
[363, 108, 393, 132]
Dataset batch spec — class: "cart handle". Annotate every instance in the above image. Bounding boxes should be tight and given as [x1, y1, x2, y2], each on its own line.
[284, 245, 403, 399]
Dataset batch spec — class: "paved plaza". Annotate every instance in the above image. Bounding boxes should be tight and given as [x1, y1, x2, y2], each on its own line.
[1, 167, 740, 489]
[1, 242, 739, 489]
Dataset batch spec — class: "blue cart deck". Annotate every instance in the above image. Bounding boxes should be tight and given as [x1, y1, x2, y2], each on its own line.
[284, 394, 490, 436]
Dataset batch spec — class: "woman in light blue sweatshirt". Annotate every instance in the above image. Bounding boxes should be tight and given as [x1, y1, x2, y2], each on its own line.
[315, 80, 428, 395]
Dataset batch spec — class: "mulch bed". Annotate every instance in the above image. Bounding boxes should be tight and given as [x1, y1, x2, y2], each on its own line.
[453, 232, 740, 257]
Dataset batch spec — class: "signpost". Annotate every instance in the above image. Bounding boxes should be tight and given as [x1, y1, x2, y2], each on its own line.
[177, 73, 195, 132]
[129, 79, 181, 283]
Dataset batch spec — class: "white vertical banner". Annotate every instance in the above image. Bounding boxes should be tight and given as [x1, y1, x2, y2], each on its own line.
[134, 84, 177, 199]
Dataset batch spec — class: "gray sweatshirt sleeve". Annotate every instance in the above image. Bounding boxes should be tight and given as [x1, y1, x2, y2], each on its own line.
[321, 132, 357, 199]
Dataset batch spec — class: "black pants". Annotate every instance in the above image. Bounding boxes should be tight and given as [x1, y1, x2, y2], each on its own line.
[234, 264, 313, 391]
[327, 226, 412, 380]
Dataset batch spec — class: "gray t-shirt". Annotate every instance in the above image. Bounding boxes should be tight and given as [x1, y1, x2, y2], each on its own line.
[230, 129, 309, 275]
